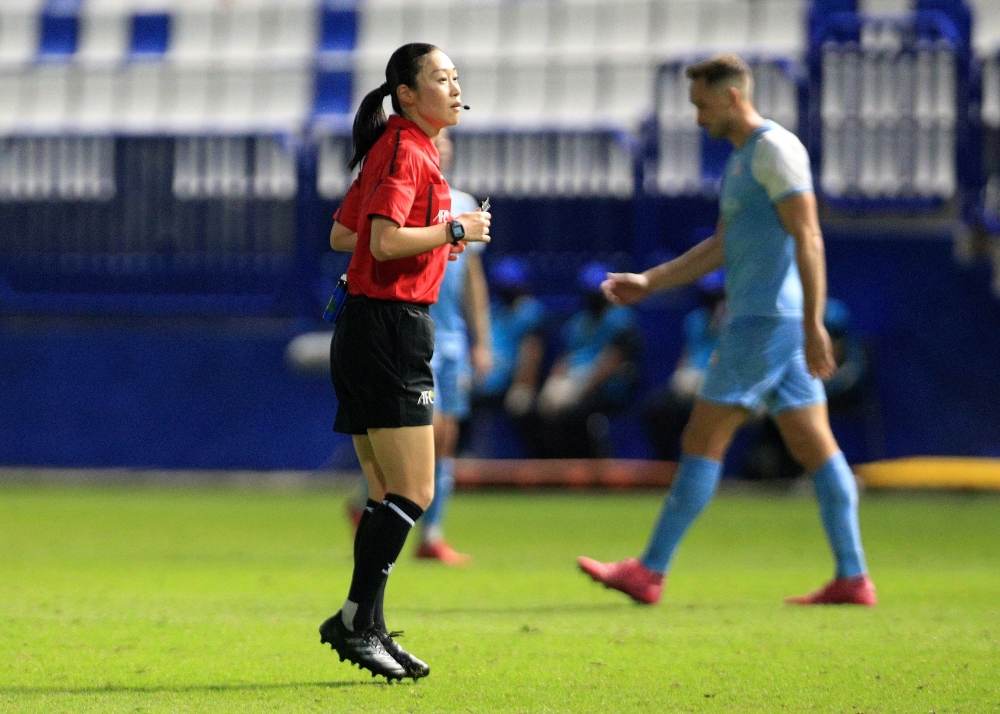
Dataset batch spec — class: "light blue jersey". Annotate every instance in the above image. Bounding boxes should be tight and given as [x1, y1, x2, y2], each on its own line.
[430, 188, 482, 416]
[430, 189, 481, 350]
[701, 121, 825, 415]
[719, 120, 813, 318]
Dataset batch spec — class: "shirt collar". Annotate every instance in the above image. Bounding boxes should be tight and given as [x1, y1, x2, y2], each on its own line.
[387, 114, 440, 165]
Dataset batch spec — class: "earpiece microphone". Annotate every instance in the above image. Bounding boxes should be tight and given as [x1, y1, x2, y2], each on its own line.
[462, 104, 471, 110]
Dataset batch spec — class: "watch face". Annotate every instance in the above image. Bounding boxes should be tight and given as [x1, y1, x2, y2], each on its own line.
[452, 222, 465, 240]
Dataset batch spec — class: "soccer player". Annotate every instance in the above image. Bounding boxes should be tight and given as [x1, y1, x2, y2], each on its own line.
[319, 43, 490, 681]
[578, 55, 876, 607]
[419, 128, 492, 565]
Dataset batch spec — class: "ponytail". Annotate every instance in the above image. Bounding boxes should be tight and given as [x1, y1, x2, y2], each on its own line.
[348, 42, 438, 170]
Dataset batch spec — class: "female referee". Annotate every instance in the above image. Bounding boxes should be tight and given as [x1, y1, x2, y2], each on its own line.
[318, 43, 490, 681]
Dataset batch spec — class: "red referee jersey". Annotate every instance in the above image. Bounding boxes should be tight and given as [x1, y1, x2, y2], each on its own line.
[333, 115, 453, 304]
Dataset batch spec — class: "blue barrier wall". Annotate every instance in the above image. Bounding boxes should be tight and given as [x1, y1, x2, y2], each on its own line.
[4, 232, 1000, 470]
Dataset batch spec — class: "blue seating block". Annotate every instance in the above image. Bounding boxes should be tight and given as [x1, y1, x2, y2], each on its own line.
[131, 13, 170, 57]
[314, 70, 353, 116]
[39, 1, 81, 58]
[320, 6, 356, 52]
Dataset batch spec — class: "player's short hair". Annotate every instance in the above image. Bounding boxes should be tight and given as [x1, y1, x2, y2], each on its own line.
[686, 54, 753, 100]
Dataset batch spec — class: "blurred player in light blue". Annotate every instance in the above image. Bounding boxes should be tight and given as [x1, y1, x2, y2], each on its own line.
[579, 55, 876, 606]
[419, 129, 492, 565]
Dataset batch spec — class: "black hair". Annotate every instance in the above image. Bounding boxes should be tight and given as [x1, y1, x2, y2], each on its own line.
[347, 42, 438, 170]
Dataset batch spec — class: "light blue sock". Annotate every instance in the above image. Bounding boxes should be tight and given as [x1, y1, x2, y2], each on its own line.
[640, 455, 722, 573]
[421, 458, 454, 542]
[812, 451, 868, 578]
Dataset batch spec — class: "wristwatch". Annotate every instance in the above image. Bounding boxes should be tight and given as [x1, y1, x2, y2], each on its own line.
[447, 220, 465, 245]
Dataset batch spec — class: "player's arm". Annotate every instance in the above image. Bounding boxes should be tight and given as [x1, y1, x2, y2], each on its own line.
[369, 212, 490, 261]
[775, 190, 835, 379]
[330, 222, 357, 252]
[602, 226, 726, 306]
[462, 251, 493, 378]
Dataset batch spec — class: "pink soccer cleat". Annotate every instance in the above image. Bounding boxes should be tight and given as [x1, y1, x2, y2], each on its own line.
[577, 557, 664, 605]
[785, 574, 877, 606]
[416, 539, 473, 567]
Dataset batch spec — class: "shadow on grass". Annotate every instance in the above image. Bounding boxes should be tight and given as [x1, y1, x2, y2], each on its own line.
[0, 680, 405, 696]
[395, 602, 631, 615]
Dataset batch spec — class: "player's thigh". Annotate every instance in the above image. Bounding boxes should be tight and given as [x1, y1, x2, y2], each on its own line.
[681, 398, 751, 461]
[772, 401, 840, 472]
[367, 425, 436, 508]
[433, 410, 460, 458]
[352, 434, 388, 501]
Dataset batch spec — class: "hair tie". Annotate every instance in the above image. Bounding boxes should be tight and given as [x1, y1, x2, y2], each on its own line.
[380, 82, 391, 97]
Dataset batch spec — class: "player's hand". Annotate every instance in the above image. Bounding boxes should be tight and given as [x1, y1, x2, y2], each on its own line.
[472, 344, 493, 379]
[447, 241, 466, 261]
[455, 211, 490, 243]
[804, 323, 836, 380]
[602, 272, 649, 306]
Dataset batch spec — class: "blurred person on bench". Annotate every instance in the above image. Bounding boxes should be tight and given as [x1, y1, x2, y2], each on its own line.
[642, 268, 727, 461]
[531, 261, 641, 458]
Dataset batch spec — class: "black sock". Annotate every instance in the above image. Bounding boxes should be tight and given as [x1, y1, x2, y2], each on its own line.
[344, 493, 423, 631]
[353, 499, 379, 562]
[374, 580, 387, 631]
[356, 499, 388, 631]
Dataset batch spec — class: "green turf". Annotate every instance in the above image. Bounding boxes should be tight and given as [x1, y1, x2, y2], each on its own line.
[0, 483, 997, 713]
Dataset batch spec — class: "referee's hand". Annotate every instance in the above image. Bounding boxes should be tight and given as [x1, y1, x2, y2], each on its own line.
[455, 211, 491, 243]
[602, 272, 649, 306]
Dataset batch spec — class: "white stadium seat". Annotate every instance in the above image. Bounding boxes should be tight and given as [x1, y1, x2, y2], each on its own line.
[0, 0, 43, 64]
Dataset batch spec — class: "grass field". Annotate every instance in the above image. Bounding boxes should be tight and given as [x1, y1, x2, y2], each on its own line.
[1, 481, 998, 713]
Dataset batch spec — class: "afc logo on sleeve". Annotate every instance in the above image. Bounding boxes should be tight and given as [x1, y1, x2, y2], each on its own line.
[417, 390, 434, 405]
[434, 209, 452, 225]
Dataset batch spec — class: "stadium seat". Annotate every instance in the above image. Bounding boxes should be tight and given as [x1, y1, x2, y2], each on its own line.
[76, 64, 117, 130]
[495, 57, 547, 124]
[262, 1, 318, 60]
[0, 70, 24, 132]
[77, 3, 130, 62]
[21, 64, 73, 131]
[0, 1, 43, 64]
[544, 58, 598, 122]
[164, 63, 211, 131]
[215, 65, 256, 131]
[320, 1, 358, 53]
[649, 0, 701, 55]
[130, 12, 171, 57]
[452, 55, 500, 119]
[983, 55, 1000, 128]
[974, 0, 1000, 54]
[253, 136, 298, 199]
[595, 0, 652, 56]
[39, 5, 80, 59]
[119, 61, 165, 133]
[316, 133, 354, 199]
[448, 0, 500, 57]
[168, 3, 215, 61]
[549, 0, 598, 55]
[698, 0, 751, 51]
[749, 0, 805, 53]
[499, 0, 550, 58]
[215, 3, 263, 61]
[254, 65, 313, 131]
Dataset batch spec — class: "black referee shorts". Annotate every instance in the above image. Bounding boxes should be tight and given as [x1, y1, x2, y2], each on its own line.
[330, 294, 436, 435]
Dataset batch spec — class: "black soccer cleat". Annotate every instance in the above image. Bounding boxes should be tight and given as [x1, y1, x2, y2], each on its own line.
[376, 629, 430, 680]
[319, 612, 407, 682]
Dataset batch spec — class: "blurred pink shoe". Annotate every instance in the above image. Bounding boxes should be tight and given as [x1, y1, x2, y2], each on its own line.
[577, 557, 664, 605]
[785, 575, 877, 606]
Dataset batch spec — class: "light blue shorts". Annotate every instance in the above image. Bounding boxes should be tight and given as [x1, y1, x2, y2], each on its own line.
[699, 316, 826, 414]
[431, 334, 472, 418]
